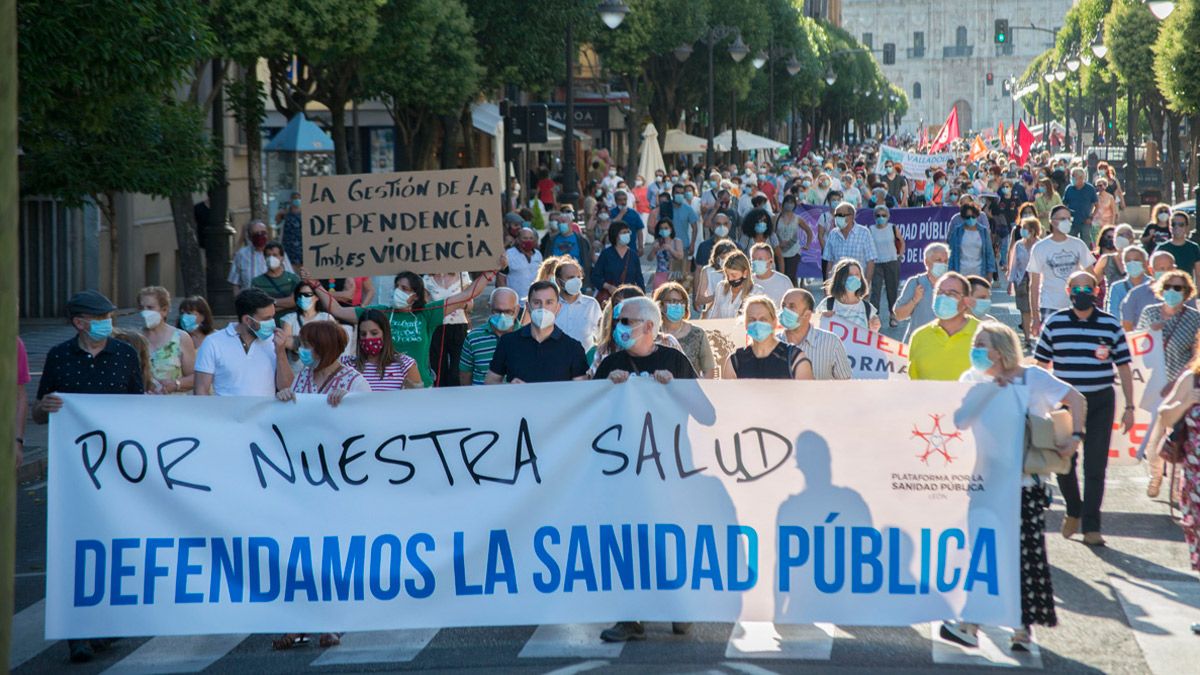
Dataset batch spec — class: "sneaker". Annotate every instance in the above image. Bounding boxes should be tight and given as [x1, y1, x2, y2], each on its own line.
[939, 621, 979, 648]
[600, 621, 646, 642]
[1010, 627, 1032, 652]
[1082, 531, 1106, 547]
[1190, 622, 1200, 634]
[672, 622, 692, 635]
[68, 640, 94, 663]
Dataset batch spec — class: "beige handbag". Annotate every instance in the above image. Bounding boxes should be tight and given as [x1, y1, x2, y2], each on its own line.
[1024, 409, 1074, 475]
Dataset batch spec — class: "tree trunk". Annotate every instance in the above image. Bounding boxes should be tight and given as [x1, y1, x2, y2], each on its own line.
[459, 105, 476, 167]
[1189, 114, 1199, 201]
[1166, 111, 1184, 202]
[330, 103, 350, 175]
[625, 78, 642, 181]
[169, 191, 207, 296]
[205, 61, 234, 315]
[243, 69, 266, 222]
[439, 113, 458, 169]
[95, 192, 118, 302]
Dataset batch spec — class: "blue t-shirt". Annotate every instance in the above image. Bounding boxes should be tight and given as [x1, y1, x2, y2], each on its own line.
[549, 232, 582, 262]
[1062, 183, 1098, 225]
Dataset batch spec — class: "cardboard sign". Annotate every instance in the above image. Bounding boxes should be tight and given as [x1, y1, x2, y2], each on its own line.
[300, 168, 503, 277]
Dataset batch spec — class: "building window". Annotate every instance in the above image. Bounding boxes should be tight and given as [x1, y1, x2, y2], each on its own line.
[911, 31, 925, 58]
[862, 32, 873, 49]
[956, 26, 968, 47]
[913, 82, 922, 100]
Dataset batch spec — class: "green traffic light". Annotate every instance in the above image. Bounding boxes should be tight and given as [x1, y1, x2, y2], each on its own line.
[998, 34, 1006, 43]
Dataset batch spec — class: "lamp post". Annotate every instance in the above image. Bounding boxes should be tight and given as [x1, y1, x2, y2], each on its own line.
[1042, 70, 1054, 150]
[675, 26, 750, 172]
[1066, 52, 1081, 155]
[752, 39, 804, 142]
[560, 0, 628, 207]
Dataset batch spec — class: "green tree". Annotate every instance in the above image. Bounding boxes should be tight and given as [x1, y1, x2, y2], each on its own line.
[18, 0, 216, 298]
[361, 0, 482, 170]
[1106, 0, 1164, 197]
[1154, 0, 1200, 196]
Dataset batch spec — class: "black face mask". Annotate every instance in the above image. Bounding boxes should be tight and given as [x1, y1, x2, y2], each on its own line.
[1071, 291, 1096, 311]
[728, 277, 746, 288]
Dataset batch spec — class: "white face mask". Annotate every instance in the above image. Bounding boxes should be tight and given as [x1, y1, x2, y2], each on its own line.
[1056, 219, 1072, 235]
[266, 255, 281, 270]
[562, 277, 583, 296]
[1115, 236, 1131, 250]
[140, 309, 162, 329]
[530, 307, 555, 329]
[392, 288, 412, 308]
[714, 225, 729, 237]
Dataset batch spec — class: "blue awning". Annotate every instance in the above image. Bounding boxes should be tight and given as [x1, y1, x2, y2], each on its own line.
[264, 114, 335, 152]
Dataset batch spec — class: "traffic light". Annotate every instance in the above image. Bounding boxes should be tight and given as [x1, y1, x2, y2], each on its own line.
[986, 72, 994, 86]
[883, 43, 895, 65]
[994, 19, 1009, 44]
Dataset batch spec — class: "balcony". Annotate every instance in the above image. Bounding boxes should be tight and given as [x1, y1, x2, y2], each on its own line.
[943, 45, 974, 58]
[906, 47, 925, 59]
[995, 43, 1014, 57]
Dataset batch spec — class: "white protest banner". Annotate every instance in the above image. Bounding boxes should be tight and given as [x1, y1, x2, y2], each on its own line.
[300, 167, 503, 277]
[819, 317, 909, 380]
[691, 318, 747, 378]
[1109, 329, 1167, 465]
[874, 145, 955, 181]
[47, 380, 1021, 637]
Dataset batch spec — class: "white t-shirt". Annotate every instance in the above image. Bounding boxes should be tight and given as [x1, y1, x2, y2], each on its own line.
[843, 186, 862, 208]
[280, 312, 355, 362]
[556, 293, 602, 352]
[194, 324, 279, 396]
[831, 298, 871, 328]
[870, 223, 899, 263]
[1026, 236, 1096, 311]
[959, 228, 984, 276]
[424, 272, 471, 325]
[753, 271, 795, 306]
[504, 247, 543, 300]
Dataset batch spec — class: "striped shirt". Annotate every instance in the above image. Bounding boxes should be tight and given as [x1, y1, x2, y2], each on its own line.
[779, 326, 852, 380]
[821, 224, 879, 270]
[459, 326, 501, 385]
[1034, 308, 1130, 393]
[340, 355, 416, 391]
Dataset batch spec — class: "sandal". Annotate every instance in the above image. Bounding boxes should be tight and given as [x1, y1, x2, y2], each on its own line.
[319, 633, 343, 648]
[1010, 628, 1032, 652]
[272, 633, 309, 650]
[1148, 474, 1163, 498]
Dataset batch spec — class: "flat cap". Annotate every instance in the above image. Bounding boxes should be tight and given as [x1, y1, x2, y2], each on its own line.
[67, 290, 116, 316]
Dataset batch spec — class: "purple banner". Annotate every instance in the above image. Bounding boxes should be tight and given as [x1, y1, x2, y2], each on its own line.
[794, 205, 959, 280]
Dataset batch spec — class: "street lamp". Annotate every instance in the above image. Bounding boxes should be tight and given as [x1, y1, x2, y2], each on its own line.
[675, 27, 754, 170]
[786, 55, 802, 76]
[1145, 1, 1176, 20]
[1091, 27, 1108, 59]
[1042, 71, 1055, 83]
[560, 0, 627, 207]
[1066, 52, 1081, 72]
[598, 0, 629, 29]
[751, 51, 768, 70]
[824, 66, 837, 86]
[1080, 52, 1092, 67]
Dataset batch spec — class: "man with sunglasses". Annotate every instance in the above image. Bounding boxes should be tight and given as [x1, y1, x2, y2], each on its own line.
[1034, 271, 1135, 547]
[821, 201, 878, 284]
[1156, 212, 1200, 282]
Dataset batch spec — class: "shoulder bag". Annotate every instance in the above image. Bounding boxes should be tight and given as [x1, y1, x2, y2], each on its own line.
[1158, 373, 1195, 464]
[1020, 370, 1075, 475]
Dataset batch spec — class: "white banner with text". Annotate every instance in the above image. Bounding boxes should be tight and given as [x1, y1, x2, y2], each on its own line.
[47, 381, 1022, 637]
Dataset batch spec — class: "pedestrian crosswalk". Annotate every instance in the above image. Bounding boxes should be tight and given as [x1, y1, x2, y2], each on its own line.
[11, 618, 1052, 672]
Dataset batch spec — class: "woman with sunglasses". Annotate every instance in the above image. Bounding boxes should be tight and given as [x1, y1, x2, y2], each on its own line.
[1139, 270, 1200, 500]
[723, 296, 813, 380]
[281, 281, 351, 367]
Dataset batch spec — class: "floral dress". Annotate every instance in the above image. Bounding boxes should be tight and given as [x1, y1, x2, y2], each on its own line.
[1182, 404, 1200, 571]
[150, 330, 184, 393]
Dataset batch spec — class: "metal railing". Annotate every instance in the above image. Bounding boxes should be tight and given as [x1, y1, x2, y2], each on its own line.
[906, 47, 925, 58]
[943, 45, 974, 58]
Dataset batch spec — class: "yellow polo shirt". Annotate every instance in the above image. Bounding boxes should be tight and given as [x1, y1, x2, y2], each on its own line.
[908, 316, 979, 381]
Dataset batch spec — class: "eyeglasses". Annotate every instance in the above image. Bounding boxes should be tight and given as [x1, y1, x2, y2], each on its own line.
[1162, 284, 1187, 292]
[1171, 222, 1188, 228]
[616, 317, 646, 326]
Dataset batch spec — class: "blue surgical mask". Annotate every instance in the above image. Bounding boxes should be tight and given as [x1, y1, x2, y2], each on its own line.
[973, 299, 992, 316]
[618, 232, 631, 246]
[931, 262, 949, 277]
[558, 221, 571, 235]
[751, 260, 769, 276]
[754, 222, 768, 234]
[87, 318, 113, 341]
[490, 312, 515, 331]
[673, 194, 684, 205]
[746, 321, 775, 343]
[844, 275, 863, 293]
[933, 295, 960, 320]
[180, 313, 199, 332]
[297, 296, 316, 312]
[614, 323, 637, 350]
[1019, 228, 1030, 239]
[658, 228, 671, 238]
[875, 216, 888, 226]
[835, 215, 848, 228]
[969, 347, 993, 371]
[963, 217, 977, 227]
[1126, 261, 1145, 278]
[779, 308, 802, 330]
[298, 346, 316, 368]
[665, 303, 687, 323]
[254, 317, 276, 341]
[684, 191, 694, 201]
[1154, 270, 1166, 281]
[292, 198, 302, 208]
[1163, 289, 1185, 308]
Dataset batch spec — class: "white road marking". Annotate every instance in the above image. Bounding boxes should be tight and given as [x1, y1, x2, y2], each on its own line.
[309, 629, 439, 666]
[929, 622, 1043, 668]
[724, 621, 837, 660]
[518, 623, 625, 659]
[1112, 576, 1200, 675]
[9, 600, 54, 670]
[102, 634, 250, 674]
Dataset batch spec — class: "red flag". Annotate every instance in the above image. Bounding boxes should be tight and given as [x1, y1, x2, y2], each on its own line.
[798, 130, 814, 160]
[929, 105, 960, 153]
[998, 121, 1006, 149]
[918, 125, 928, 150]
[1013, 119, 1035, 167]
